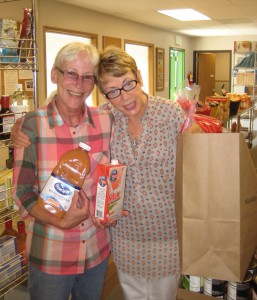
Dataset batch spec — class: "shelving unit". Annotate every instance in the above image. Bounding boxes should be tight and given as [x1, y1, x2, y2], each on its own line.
[227, 105, 256, 148]
[0, 0, 38, 298]
[231, 51, 257, 148]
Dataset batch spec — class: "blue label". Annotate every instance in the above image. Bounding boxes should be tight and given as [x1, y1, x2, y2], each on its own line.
[54, 182, 73, 196]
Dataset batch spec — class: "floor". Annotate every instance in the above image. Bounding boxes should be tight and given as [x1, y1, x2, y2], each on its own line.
[104, 284, 125, 300]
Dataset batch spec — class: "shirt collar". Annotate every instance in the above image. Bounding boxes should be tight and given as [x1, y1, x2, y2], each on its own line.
[47, 95, 95, 129]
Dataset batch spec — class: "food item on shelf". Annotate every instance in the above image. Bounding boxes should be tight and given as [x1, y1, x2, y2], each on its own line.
[17, 8, 33, 62]
[95, 159, 127, 222]
[0, 254, 23, 289]
[234, 41, 251, 53]
[182, 275, 204, 293]
[10, 84, 29, 121]
[0, 18, 18, 63]
[16, 220, 27, 254]
[16, 220, 27, 267]
[227, 271, 252, 300]
[227, 93, 252, 113]
[0, 95, 15, 140]
[203, 278, 226, 298]
[0, 169, 13, 209]
[229, 94, 242, 117]
[0, 235, 17, 265]
[38, 142, 91, 217]
[0, 217, 18, 237]
[205, 96, 229, 121]
[195, 101, 211, 116]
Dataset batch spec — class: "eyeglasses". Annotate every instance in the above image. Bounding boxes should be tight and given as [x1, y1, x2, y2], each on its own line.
[103, 80, 138, 100]
[56, 67, 95, 85]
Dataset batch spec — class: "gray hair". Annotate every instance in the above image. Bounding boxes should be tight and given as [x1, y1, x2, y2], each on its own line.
[53, 42, 99, 68]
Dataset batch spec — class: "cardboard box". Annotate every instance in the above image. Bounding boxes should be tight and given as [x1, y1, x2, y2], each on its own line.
[234, 41, 251, 53]
[95, 160, 127, 222]
[0, 254, 23, 288]
[0, 169, 13, 209]
[175, 133, 257, 282]
[0, 235, 18, 265]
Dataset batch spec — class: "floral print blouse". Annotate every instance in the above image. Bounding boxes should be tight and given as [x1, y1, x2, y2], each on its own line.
[110, 95, 185, 279]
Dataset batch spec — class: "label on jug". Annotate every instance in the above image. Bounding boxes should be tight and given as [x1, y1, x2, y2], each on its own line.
[40, 173, 80, 213]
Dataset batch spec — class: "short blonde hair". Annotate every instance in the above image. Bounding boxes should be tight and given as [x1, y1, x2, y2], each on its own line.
[95, 46, 138, 90]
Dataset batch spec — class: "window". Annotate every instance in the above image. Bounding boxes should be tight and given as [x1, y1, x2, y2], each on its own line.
[125, 41, 154, 95]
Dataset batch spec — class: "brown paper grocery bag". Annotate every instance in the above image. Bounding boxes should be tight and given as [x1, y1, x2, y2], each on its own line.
[175, 133, 257, 282]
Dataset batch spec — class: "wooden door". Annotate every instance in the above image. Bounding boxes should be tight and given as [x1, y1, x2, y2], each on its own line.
[197, 53, 215, 101]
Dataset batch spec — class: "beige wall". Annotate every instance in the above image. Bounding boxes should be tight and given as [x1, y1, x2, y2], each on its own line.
[3, 0, 257, 106]
[2, 0, 193, 106]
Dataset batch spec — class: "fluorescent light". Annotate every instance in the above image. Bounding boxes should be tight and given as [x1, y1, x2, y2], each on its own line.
[158, 9, 211, 21]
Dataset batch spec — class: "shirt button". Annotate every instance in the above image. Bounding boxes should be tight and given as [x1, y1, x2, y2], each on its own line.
[73, 131, 76, 135]
[82, 240, 85, 244]
[81, 223, 84, 226]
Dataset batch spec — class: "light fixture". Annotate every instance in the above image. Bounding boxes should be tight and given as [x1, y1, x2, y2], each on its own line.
[158, 9, 211, 21]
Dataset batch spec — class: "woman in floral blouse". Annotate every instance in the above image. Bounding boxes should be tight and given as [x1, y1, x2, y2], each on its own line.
[95, 47, 185, 300]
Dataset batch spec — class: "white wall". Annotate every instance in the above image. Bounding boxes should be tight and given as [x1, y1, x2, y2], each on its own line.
[191, 35, 257, 51]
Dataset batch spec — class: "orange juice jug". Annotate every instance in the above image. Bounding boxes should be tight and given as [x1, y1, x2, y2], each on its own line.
[38, 142, 91, 217]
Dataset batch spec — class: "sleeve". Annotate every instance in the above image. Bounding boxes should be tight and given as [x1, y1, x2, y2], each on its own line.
[169, 100, 186, 135]
[12, 115, 39, 218]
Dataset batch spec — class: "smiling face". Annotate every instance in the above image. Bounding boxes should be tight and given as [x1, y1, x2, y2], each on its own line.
[51, 50, 95, 114]
[100, 70, 147, 119]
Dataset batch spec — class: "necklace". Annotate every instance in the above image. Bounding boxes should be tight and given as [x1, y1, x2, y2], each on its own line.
[130, 135, 141, 148]
[127, 122, 143, 149]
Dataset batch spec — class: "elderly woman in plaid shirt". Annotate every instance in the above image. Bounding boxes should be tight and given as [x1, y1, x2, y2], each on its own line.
[11, 42, 114, 300]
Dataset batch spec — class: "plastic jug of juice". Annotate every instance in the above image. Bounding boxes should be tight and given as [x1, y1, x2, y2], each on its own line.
[38, 142, 91, 217]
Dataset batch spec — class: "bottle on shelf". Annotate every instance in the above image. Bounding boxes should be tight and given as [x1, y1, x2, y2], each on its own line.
[6, 146, 14, 169]
[38, 142, 91, 217]
[16, 220, 27, 254]
[17, 220, 28, 267]
[0, 95, 15, 140]
[10, 84, 29, 122]
[0, 217, 18, 237]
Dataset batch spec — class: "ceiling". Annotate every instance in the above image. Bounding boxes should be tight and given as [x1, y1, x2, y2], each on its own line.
[55, 0, 257, 37]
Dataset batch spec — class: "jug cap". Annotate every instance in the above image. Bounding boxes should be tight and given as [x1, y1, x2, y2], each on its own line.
[111, 159, 119, 165]
[79, 142, 91, 151]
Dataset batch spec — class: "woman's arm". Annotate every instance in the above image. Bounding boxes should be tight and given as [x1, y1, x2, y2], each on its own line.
[11, 117, 31, 148]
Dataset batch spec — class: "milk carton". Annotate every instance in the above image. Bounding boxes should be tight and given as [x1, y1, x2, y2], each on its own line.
[95, 159, 127, 222]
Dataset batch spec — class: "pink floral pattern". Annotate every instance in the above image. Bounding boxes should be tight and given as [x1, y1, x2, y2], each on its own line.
[110, 96, 185, 279]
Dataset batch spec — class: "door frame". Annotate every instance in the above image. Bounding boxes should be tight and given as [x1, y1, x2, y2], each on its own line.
[169, 47, 185, 100]
[193, 50, 232, 94]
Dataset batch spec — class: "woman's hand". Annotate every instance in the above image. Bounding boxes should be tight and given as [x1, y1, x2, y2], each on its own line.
[92, 210, 130, 229]
[30, 191, 90, 230]
[59, 190, 90, 229]
[11, 117, 31, 148]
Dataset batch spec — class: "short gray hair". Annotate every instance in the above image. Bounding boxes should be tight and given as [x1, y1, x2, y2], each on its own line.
[53, 42, 99, 68]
